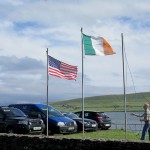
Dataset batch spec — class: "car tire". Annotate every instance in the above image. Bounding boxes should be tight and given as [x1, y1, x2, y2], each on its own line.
[44, 129, 54, 135]
[6, 127, 15, 134]
[102, 128, 109, 130]
[49, 129, 54, 135]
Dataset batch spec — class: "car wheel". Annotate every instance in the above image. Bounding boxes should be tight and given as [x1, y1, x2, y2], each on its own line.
[7, 127, 15, 134]
[102, 128, 109, 130]
[105, 128, 109, 130]
[44, 129, 54, 135]
[48, 130, 54, 135]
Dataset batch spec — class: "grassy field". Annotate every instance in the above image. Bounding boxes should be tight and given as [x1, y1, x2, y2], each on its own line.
[48, 93, 150, 141]
[53, 129, 149, 141]
[50, 92, 150, 112]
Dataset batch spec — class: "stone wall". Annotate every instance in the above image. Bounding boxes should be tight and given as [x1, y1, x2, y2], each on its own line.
[0, 134, 150, 150]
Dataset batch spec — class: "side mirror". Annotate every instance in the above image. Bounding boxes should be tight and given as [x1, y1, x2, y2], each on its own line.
[38, 114, 41, 118]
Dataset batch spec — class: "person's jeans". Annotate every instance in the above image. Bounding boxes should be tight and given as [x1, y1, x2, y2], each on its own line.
[141, 121, 150, 140]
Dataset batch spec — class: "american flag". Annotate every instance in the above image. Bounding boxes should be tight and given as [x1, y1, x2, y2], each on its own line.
[48, 55, 78, 80]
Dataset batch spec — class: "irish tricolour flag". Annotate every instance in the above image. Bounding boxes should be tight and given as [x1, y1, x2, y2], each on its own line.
[83, 34, 116, 56]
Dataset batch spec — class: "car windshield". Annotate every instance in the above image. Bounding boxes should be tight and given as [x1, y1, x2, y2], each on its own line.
[3, 108, 26, 117]
[41, 106, 63, 117]
[65, 112, 79, 119]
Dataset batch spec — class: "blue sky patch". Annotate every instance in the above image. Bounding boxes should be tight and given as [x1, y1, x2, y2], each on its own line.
[13, 21, 42, 31]
[117, 16, 150, 30]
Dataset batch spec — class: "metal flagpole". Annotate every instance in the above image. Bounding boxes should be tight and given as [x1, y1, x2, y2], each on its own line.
[81, 27, 85, 137]
[46, 48, 49, 136]
[121, 33, 127, 139]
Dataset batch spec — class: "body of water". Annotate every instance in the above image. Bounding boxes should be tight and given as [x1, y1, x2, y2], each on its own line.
[106, 111, 144, 132]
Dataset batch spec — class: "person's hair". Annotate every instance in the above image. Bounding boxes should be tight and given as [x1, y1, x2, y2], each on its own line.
[144, 103, 149, 107]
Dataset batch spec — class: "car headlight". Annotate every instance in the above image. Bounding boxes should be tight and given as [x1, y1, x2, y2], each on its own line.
[74, 121, 77, 126]
[78, 121, 89, 125]
[40, 119, 44, 124]
[28, 121, 32, 125]
[85, 121, 91, 125]
[18, 120, 28, 125]
[57, 122, 65, 127]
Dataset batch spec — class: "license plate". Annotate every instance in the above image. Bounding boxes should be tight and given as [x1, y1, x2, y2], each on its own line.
[33, 127, 42, 130]
[105, 124, 110, 127]
[92, 124, 96, 127]
[68, 127, 74, 130]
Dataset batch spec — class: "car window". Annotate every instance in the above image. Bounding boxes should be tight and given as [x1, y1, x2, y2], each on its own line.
[14, 105, 30, 115]
[3, 108, 26, 117]
[65, 112, 79, 119]
[85, 112, 93, 118]
[41, 106, 63, 117]
[74, 112, 81, 117]
[84, 113, 89, 117]
[30, 106, 44, 118]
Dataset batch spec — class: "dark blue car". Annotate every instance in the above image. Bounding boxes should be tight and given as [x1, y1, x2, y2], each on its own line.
[62, 112, 98, 132]
[9, 104, 77, 135]
[0, 106, 45, 134]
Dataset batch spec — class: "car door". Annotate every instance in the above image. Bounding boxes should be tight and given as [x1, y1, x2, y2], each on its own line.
[0, 109, 5, 132]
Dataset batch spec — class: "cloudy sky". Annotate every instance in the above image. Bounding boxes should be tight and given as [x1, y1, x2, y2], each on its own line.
[0, 0, 150, 105]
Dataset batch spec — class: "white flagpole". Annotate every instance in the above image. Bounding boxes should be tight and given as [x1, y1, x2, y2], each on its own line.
[46, 48, 49, 136]
[81, 27, 85, 137]
[121, 33, 127, 139]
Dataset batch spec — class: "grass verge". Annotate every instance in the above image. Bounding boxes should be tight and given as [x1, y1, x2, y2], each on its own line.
[53, 129, 149, 142]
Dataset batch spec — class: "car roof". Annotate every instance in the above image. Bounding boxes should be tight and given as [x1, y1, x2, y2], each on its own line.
[9, 103, 53, 108]
[35, 104, 53, 109]
[0, 106, 9, 108]
[1, 106, 16, 108]
[0, 106, 20, 110]
[75, 111, 104, 113]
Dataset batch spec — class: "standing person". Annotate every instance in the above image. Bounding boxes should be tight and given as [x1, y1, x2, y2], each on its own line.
[130, 103, 150, 140]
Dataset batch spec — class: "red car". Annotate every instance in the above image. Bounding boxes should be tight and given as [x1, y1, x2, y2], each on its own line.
[74, 111, 111, 130]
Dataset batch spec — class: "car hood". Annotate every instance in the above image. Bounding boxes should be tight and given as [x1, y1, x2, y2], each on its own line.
[6, 116, 28, 120]
[48, 116, 74, 123]
[72, 118, 95, 122]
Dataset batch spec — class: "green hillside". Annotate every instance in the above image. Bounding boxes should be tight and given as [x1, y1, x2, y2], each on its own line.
[50, 92, 150, 112]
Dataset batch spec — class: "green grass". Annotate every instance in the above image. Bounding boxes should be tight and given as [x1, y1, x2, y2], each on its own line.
[53, 129, 149, 141]
[50, 92, 150, 112]
[48, 92, 150, 141]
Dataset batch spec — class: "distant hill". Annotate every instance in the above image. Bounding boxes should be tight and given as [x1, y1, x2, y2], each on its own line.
[50, 92, 150, 112]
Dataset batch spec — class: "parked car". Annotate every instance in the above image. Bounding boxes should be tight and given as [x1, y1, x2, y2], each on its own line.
[0, 106, 45, 134]
[9, 104, 77, 135]
[62, 112, 98, 132]
[74, 111, 111, 130]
